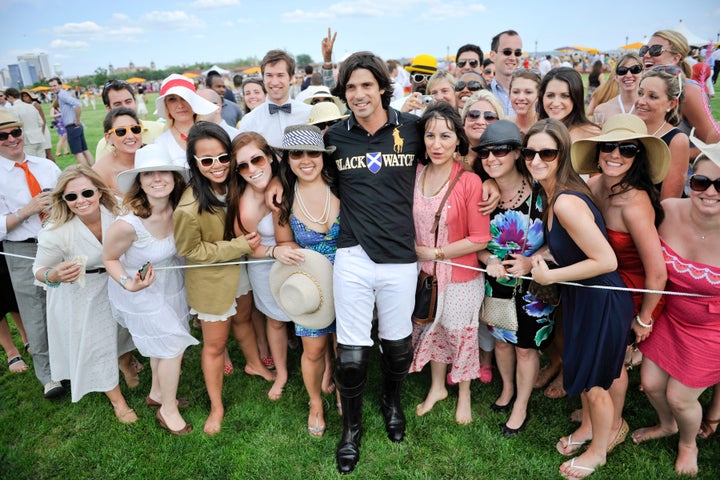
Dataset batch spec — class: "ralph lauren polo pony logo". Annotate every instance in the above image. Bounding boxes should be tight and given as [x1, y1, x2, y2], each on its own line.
[392, 127, 404, 153]
[366, 152, 382, 174]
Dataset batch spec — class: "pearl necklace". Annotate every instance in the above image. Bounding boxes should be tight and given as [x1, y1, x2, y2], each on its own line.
[651, 120, 667, 137]
[499, 179, 527, 210]
[295, 183, 330, 225]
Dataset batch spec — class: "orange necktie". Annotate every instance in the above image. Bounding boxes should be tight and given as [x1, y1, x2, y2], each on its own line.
[15, 161, 42, 197]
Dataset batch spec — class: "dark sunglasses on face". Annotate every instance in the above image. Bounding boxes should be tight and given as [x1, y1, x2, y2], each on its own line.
[289, 150, 323, 160]
[310, 97, 334, 105]
[477, 145, 516, 160]
[651, 64, 683, 76]
[466, 110, 499, 121]
[500, 49, 523, 57]
[313, 120, 339, 130]
[457, 59, 479, 68]
[0, 127, 23, 141]
[455, 81, 483, 92]
[639, 44, 666, 57]
[194, 153, 231, 168]
[521, 148, 559, 162]
[616, 64, 643, 76]
[484, 68, 494, 75]
[63, 189, 97, 202]
[236, 155, 267, 173]
[412, 74, 431, 83]
[108, 124, 142, 137]
[598, 142, 640, 158]
[689, 174, 720, 192]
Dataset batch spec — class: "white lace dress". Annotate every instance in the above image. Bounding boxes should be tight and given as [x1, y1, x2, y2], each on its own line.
[108, 213, 197, 358]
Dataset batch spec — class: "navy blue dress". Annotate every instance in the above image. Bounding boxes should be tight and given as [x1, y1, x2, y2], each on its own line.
[546, 191, 633, 396]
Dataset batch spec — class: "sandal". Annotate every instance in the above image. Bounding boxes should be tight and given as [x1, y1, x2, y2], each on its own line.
[534, 363, 560, 389]
[556, 433, 590, 456]
[8, 355, 28, 373]
[261, 355, 275, 370]
[699, 417, 720, 439]
[607, 419, 629, 453]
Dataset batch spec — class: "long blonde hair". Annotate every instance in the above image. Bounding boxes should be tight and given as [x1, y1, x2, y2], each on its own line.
[47, 165, 118, 228]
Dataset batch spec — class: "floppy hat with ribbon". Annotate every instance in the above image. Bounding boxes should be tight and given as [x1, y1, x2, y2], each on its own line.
[405, 54, 438, 75]
[307, 102, 349, 127]
[0, 109, 23, 129]
[276, 124, 336, 153]
[269, 249, 335, 330]
[302, 86, 347, 112]
[116, 143, 190, 194]
[154, 74, 218, 120]
[571, 114, 670, 184]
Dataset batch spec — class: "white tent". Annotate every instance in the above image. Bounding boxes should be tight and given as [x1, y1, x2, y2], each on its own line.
[674, 20, 714, 48]
[203, 65, 230, 75]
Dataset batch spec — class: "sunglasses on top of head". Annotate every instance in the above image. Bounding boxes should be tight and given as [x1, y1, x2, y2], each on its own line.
[455, 80, 483, 92]
[499, 49, 523, 57]
[598, 142, 640, 158]
[639, 44, 667, 57]
[521, 148, 559, 162]
[63, 189, 97, 202]
[194, 153, 231, 168]
[616, 64, 643, 76]
[457, 59, 479, 68]
[235, 155, 267, 174]
[476, 145, 517, 160]
[0, 128, 23, 141]
[108, 124, 142, 137]
[689, 174, 720, 192]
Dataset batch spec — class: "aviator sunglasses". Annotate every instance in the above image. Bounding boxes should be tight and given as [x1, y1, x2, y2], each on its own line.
[456, 59, 480, 68]
[689, 174, 720, 192]
[455, 80, 484, 92]
[194, 153, 231, 168]
[639, 44, 666, 57]
[521, 148, 559, 162]
[466, 110, 499, 122]
[108, 124, 142, 137]
[616, 64, 643, 76]
[477, 145, 516, 160]
[598, 142, 640, 158]
[0, 127, 23, 141]
[236, 155, 267, 174]
[63, 188, 97, 202]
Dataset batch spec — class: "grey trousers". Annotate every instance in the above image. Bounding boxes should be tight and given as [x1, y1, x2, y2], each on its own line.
[3, 240, 51, 386]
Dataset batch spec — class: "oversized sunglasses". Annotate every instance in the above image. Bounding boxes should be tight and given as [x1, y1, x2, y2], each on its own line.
[412, 73, 431, 83]
[616, 64, 643, 76]
[313, 120, 339, 130]
[194, 153, 231, 168]
[108, 124, 142, 137]
[598, 142, 640, 158]
[456, 59, 479, 68]
[689, 174, 720, 192]
[500, 49, 523, 57]
[639, 44, 666, 57]
[288, 150, 323, 160]
[63, 188, 97, 202]
[477, 145, 516, 160]
[236, 155, 267, 173]
[455, 80, 483, 92]
[0, 127, 22, 141]
[466, 110, 499, 121]
[521, 148, 559, 162]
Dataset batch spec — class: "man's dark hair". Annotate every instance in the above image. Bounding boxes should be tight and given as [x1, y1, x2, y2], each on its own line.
[48, 77, 61, 85]
[206, 71, 221, 88]
[261, 50, 295, 77]
[455, 44, 484, 64]
[101, 79, 135, 107]
[304, 65, 313, 75]
[490, 30, 520, 52]
[4, 88, 20, 99]
[332, 51, 393, 110]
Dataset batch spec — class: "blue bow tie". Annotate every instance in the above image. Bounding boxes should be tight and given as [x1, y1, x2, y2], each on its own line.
[269, 103, 292, 114]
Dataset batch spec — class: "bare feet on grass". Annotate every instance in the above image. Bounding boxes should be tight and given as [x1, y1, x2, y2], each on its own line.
[204, 406, 224, 435]
[416, 387, 448, 416]
[675, 443, 699, 477]
[268, 375, 287, 401]
[455, 390, 472, 425]
[631, 424, 678, 444]
[245, 363, 276, 382]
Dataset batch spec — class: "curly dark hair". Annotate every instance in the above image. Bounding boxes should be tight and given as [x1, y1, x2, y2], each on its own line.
[416, 102, 469, 164]
[332, 51, 393, 110]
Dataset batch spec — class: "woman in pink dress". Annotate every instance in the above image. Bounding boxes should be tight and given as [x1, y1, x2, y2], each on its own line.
[631, 136, 720, 477]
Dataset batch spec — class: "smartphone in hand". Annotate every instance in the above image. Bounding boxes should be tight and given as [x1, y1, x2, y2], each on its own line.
[138, 262, 151, 281]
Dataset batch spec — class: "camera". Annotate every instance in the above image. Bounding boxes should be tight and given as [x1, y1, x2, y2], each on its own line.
[419, 95, 435, 106]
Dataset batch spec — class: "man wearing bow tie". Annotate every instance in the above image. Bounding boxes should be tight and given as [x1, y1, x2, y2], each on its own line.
[238, 49, 311, 147]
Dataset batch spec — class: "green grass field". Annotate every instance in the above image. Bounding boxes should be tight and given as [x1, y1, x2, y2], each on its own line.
[1, 92, 719, 480]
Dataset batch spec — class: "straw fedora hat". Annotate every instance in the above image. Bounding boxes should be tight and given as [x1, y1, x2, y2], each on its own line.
[0, 109, 22, 129]
[269, 249, 335, 330]
[571, 114, 670, 184]
[307, 102, 349, 127]
[154, 74, 218, 120]
[302, 86, 347, 112]
[276, 124, 336, 154]
[690, 128, 720, 168]
[116, 143, 190, 194]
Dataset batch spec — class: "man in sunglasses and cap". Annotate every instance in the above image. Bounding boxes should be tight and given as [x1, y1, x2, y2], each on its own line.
[0, 109, 63, 399]
[489, 29, 524, 115]
[390, 54, 438, 115]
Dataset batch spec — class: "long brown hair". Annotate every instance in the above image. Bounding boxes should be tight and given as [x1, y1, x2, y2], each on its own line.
[123, 172, 186, 219]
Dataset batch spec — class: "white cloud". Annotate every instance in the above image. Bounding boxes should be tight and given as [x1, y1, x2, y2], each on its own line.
[50, 39, 90, 49]
[140, 10, 205, 30]
[53, 21, 102, 36]
[111, 13, 131, 22]
[419, 2, 486, 21]
[190, 0, 240, 8]
[281, 9, 335, 23]
[106, 27, 144, 36]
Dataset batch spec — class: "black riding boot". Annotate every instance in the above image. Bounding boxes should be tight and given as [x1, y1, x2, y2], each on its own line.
[379, 335, 413, 442]
[334, 344, 370, 475]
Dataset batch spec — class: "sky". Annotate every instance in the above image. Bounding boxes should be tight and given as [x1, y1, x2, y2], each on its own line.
[2, 0, 719, 78]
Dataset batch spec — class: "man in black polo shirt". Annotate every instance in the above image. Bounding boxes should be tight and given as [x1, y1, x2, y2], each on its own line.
[326, 51, 420, 474]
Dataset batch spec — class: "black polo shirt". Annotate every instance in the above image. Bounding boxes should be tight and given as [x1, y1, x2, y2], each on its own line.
[325, 108, 421, 264]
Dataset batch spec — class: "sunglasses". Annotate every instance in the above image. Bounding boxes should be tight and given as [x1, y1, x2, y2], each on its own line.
[483, 68, 494, 75]
[457, 59, 479, 68]
[598, 142, 640, 158]
[500, 49, 523, 57]
[0, 127, 23, 141]
[412, 74, 431, 83]
[521, 148, 559, 162]
[689, 174, 720, 192]
[466, 110, 499, 122]
[63, 188, 97, 202]
[477, 145, 517, 160]
[289, 150, 323, 160]
[108, 124, 142, 137]
[236, 155, 267, 173]
[194, 153, 231, 168]
[616, 64, 643, 76]
[455, 80, 483, 92]
[310, 97, 334, 105]
[639, 44, 666, 57]
[313, 120, 339, 130]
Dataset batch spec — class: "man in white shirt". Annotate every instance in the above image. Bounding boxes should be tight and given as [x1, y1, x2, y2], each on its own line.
[489, 30, 523, 115]
[539, 55, 553, 77]
[5, 88, 46, 158]
[0, 109, 63, 398]
[238, 49, 311, 147]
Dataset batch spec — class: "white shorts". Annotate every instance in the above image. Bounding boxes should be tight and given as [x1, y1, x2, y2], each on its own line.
[333, 245, 416, 346]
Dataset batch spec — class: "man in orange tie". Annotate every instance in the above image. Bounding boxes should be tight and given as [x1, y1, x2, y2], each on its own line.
[0, 109, 63, 398]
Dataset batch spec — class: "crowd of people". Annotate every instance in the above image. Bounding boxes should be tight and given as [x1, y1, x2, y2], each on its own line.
[1, 27, 719, 478]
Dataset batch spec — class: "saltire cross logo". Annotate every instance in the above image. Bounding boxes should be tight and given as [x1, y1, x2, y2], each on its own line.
[366, 152, 382, 174]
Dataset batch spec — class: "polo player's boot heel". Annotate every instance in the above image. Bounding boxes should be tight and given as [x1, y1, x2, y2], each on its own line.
[335, 345, 370, 474]
[379, 335, 413, 442]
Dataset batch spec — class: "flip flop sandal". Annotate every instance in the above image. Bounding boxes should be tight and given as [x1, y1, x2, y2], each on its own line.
[8, 355, 28, 373]
[556, 433, 590, 456]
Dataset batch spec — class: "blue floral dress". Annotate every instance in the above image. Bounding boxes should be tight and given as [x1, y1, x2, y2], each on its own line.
[485, 183, 555, 349]
[290, 213, 339, 337]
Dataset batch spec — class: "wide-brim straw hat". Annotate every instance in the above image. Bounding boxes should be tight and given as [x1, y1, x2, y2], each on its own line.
[116, 143, 190, 194]
[302, 86, 347, 112]
[690, 128, 720, 168]
[270, 249, 335, 330]
[571, 114, 670, 184]
[307, 102, 349, 126]
[275, 124, 336, 153]
[0, 109, 22, 129]
[154, 74, 218, 120]
[21, 89, 39, 102]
